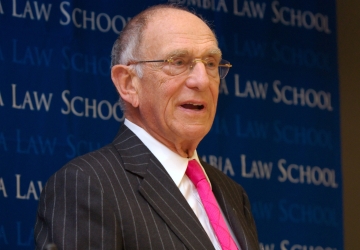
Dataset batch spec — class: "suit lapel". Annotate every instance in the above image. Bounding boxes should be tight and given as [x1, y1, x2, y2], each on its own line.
[212, 186, 254, 250]
[112, 125, 214, 250]
[202, 161, 259, 250]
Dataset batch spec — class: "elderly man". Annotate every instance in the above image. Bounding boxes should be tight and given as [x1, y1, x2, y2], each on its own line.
[35, 4, 259, 250]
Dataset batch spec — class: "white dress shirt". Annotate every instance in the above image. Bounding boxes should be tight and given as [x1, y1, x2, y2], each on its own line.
[124, 119, 239, 250]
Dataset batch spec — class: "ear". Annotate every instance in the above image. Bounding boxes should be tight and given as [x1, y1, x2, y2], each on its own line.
[111, 65, 139, 108]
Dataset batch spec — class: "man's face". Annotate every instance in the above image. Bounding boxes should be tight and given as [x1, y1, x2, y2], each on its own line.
[134, 9, 221, 156]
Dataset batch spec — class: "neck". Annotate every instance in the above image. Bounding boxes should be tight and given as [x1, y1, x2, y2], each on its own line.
[124, 117, 199, 158]
[174, 143, 196, 158]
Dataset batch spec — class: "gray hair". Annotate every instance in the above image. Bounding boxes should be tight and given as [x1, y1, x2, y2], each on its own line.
[111, 4, 193, 77]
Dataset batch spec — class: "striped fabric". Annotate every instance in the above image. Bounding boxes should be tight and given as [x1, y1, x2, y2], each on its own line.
[34, 125, 259, 250]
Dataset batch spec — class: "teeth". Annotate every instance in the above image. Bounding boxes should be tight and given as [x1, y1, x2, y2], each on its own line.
[182, 103, 204, 110]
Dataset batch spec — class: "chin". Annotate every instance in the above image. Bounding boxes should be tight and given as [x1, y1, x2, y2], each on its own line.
[180, 126, 209, 140]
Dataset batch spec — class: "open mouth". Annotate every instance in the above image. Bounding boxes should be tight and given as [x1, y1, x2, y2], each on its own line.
[181, 103, 204, 110]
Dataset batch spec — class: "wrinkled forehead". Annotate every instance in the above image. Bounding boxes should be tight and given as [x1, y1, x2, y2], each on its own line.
[141, 9, 219, 58]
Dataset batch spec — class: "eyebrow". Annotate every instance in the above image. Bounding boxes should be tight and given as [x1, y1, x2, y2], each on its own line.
[164, 48, 222, 59]
[165, 50, 189, 58]
[207, 49, 222, 57]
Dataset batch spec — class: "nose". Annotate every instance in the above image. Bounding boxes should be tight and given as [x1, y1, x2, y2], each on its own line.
[185, 60, 211, 90]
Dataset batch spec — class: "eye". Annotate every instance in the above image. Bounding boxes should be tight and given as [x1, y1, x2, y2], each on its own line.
[170, 57, 187, 67]
[204, 58, 218, 69]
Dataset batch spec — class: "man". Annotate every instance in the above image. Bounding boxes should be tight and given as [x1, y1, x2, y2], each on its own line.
[34, 4, 259, 250]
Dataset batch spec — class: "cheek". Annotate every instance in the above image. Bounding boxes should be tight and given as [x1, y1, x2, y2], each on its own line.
[141, 77, 175, 119]
[211, 85, 220, 107]
[139, 72, 166, 101]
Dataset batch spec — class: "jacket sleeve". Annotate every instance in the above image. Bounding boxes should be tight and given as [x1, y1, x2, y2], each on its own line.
[34, 164, 122, 250]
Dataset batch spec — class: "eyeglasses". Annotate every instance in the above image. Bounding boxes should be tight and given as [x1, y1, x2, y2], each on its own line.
[127, 57, 232, 79]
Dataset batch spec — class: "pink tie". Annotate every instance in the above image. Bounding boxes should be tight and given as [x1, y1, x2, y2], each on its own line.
[186, 159, 238, 250]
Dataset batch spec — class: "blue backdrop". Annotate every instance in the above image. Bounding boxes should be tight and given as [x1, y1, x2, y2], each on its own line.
[0, 0, 342, 249]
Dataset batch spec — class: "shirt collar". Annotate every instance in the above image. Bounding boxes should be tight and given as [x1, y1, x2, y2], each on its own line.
[124, 119, 203, 187]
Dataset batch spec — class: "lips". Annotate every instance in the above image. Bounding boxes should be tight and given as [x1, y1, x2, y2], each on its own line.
[181, 103, 204, 110]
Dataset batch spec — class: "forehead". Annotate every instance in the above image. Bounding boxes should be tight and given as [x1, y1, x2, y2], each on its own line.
[142, 9, 220, 57]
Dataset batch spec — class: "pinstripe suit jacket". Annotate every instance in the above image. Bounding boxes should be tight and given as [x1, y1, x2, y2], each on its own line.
[35, 124, 259, 250]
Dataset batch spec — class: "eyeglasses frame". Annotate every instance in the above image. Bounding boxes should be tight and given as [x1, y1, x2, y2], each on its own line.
[127, 57, 232, 79]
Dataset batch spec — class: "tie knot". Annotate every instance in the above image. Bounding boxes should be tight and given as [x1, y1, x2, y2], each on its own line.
[186, 159, 207, 186]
